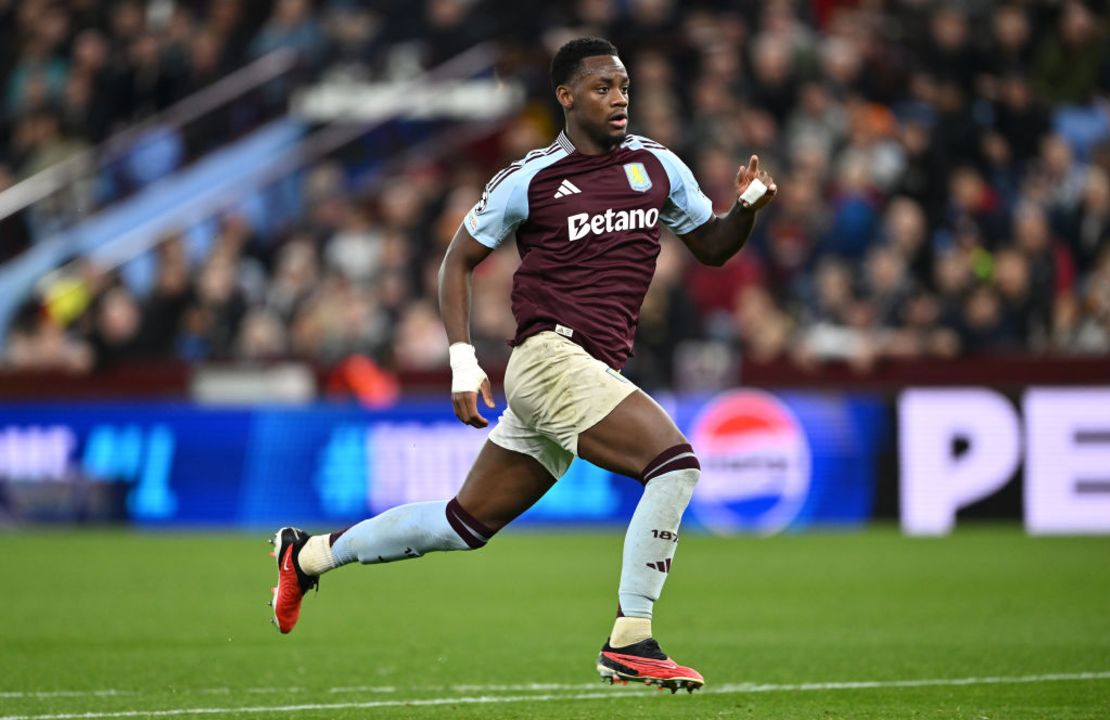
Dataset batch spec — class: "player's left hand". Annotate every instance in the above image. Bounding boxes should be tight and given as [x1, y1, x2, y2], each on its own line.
[735, 155, 777, 211]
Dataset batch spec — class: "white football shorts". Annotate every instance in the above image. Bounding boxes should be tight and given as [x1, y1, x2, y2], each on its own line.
[488, 331, 639, 478]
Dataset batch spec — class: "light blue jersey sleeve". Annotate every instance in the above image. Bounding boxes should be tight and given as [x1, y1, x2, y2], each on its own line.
[462, 170, 530, 249]
[647, 146, 715, 235]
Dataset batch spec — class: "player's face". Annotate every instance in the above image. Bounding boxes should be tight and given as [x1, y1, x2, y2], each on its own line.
[568, 55, 630, 150]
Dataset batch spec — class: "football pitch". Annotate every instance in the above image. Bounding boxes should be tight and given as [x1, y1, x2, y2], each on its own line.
[2, 527, 1108, 719]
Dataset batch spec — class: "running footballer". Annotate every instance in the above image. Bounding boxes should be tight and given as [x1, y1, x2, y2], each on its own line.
[269, 37, 776, 693]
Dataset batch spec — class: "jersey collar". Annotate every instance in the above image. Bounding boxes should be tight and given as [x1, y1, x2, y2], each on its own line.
[556, 130, 576, 154]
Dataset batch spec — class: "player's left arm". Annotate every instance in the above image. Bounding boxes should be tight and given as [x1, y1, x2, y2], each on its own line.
[678, 155, 777, 267]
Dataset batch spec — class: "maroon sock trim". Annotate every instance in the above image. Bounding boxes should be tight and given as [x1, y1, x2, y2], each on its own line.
[448, 497, 496, 538]
[646, 456, 700, 483]
[445, 510, 486, 548]
[446, 497, 497, 549]
[328, 526, 353, 546]
[640, 443, 700, 484]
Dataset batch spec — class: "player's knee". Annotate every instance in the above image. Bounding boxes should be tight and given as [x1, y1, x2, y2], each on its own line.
[639, 443, 700, 488]
[445, 497, 499, 550]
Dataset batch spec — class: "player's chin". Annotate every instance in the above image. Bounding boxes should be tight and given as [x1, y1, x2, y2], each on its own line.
[602, 125, 628, 145]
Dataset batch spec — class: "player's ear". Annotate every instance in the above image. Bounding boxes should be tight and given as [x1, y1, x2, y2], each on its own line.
[556, 84, 574, 110]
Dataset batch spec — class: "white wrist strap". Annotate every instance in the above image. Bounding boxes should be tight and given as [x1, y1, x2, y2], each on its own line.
[739, 178, 768, 206]
[449, 343, 487, 394]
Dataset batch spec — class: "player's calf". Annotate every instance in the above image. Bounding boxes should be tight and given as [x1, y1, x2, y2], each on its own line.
[617, 443, 699, 621]
[329, 497, 496, 565]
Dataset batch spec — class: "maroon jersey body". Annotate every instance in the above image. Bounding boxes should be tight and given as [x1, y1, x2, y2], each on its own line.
[464, 132, 714, 369]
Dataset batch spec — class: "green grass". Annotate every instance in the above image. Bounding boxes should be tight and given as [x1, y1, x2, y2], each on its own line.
[2, 526, 1108, 719]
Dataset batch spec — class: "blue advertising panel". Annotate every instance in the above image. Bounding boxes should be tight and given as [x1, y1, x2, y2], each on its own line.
[0, 391, 886, 532]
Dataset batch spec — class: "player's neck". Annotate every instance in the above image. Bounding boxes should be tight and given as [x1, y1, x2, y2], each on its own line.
[563, 125, 620, 156]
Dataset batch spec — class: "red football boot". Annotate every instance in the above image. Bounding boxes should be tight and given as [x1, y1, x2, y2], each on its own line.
[597, 638, 704, 693]
[268, 527, 319, 634]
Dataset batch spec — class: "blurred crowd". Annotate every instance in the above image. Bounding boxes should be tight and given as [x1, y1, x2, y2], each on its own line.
[3, 0, 1110, 389]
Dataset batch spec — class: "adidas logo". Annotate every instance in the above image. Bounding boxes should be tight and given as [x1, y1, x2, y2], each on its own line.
[646, 558, 672, 573]
[553, 179, 582, 199]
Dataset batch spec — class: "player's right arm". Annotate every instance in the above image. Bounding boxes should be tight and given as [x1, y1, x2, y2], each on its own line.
[439, 226, 496, 428]
[438, 169, 527, 428]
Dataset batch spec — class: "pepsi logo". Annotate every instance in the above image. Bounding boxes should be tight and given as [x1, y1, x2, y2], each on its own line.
[689, 390, 811, 534]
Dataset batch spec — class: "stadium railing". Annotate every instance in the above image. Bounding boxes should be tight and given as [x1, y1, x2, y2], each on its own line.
[0, 43, 518, 351]
[0, 48, 301, 234]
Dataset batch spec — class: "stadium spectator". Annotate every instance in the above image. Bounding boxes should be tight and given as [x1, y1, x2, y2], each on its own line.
[1073, 246, 1110, 351]
[249, 0, 324, 66]
[733, 284, 792, 364]
[177, 253, 246, 361]
[140, 234, 193, 357]
[1066, 166, 1110, 269]
[3, 300, 92, 373]
[1033, 0, 1108, 105]
[235, 306, 288, 360]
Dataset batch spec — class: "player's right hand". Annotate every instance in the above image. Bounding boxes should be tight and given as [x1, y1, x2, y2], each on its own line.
[452, 379, 495, 428]
[448, 343, 495, 428]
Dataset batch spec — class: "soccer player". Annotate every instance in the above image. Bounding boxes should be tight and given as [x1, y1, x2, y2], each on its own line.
[270, 37, 776, 693]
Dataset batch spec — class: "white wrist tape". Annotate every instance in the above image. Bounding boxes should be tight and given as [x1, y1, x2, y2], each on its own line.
[739, 178, 768, 206]
[449, 343, 487, 394]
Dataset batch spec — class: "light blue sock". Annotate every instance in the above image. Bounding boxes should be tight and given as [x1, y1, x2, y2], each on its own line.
[618, 466, 699, 619]
[331, 500, 475, 566]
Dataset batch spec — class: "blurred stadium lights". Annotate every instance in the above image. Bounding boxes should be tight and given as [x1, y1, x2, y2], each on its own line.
[293, 79, 524, 122]
[190, 364, 316, 405]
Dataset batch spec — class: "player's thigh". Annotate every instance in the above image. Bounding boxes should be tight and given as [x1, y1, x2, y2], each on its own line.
[576, 390, 688, 479]
[456, 440, 556, 531]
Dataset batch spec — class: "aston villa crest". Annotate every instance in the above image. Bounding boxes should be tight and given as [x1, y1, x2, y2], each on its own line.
[623, 163, 652, 192]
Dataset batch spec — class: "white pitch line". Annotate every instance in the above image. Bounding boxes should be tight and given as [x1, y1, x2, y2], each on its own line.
[0, 671, 1107, 720]
[0, 693, 620, 720]
[0, 684, 575, 701]
[324, 686, 398, 694]
[0, 693, 135, 701]
[710, 671, 1110, 693]
[448, 683, 602, 692]
[195, 687, 397, 696]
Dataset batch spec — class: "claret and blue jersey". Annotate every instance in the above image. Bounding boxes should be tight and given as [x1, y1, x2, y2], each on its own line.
[464, 131, 715, 370]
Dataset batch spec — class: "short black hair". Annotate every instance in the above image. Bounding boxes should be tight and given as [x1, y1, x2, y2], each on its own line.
[550, 37, 619, 90]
